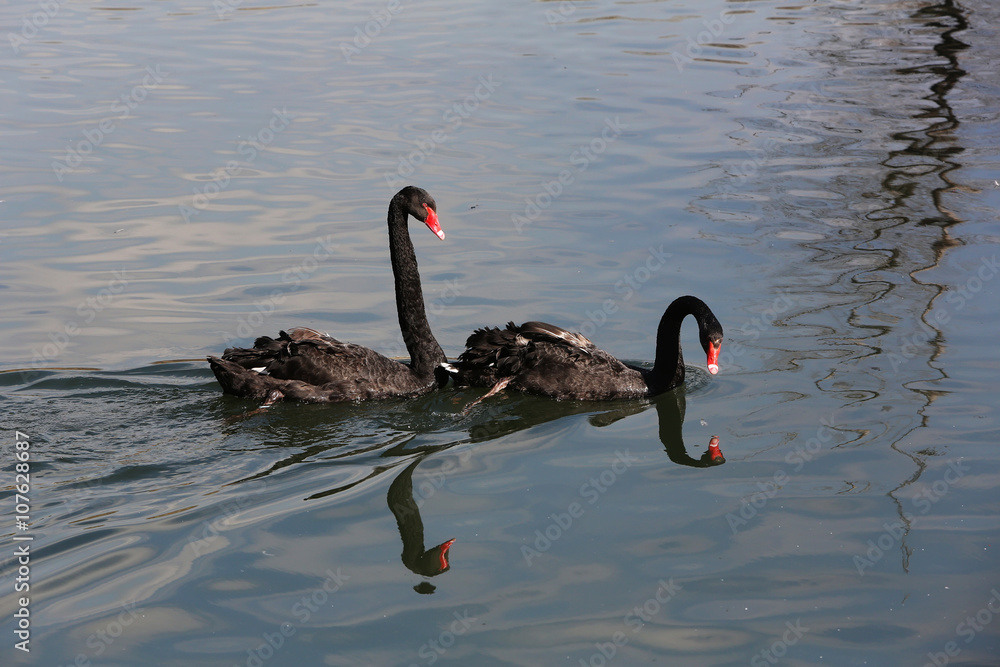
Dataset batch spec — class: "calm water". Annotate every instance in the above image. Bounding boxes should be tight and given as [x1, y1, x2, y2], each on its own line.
[2, 0, 999, 665]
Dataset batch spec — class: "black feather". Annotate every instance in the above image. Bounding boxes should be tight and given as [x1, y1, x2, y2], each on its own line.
[454, 296, 723, 401]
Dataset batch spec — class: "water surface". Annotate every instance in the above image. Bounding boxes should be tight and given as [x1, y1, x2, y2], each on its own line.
[1, 0, 998, 665]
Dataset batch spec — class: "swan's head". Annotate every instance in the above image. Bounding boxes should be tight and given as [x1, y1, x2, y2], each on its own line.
[663, 296, 724, 377]
[416, 538, 456, 577]
[707, 435, 725, 464]
[398, 185, 445, 240]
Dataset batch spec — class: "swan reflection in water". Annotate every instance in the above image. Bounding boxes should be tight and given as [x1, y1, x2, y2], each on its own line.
[387, 388, 723, 592]
[387, 457, 456, 593]
[224, 385, 724, 592]
[654, 390, 725, 468]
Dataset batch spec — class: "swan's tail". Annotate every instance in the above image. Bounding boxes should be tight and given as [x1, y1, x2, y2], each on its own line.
[208, 356, 288, 403]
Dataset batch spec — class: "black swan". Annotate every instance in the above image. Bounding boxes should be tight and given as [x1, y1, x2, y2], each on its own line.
[455, 295, 722, 402]
[208, 186, 449, 403]
[388, 458, 455, 583]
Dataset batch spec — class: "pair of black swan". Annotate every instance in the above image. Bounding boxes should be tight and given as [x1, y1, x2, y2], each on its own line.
[208, 187, 723, 404]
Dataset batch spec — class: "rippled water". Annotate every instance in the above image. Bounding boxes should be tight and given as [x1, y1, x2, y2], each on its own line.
[2, 0, 999, 665]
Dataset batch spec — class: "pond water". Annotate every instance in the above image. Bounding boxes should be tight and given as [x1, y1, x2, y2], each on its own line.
[1, 0, 999, 665]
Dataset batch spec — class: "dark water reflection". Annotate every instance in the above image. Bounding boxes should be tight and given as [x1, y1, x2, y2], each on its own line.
[2, 0, 999, 665]
[220, 376, 726, 587]
[869, 0, 971, 579]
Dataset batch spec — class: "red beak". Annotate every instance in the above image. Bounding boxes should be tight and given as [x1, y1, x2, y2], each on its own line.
[423, 204, 445, 240]
[437, 538, 456, 571]
[707, 341, 720, 375]
[708, 436, 724, 462]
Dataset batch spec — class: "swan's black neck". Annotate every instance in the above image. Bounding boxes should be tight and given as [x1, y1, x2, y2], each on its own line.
[648, 295, 716, 393]
[387, 197, 446, 380]
[388, 458, 453, 577]
[656, 391, 726, 468]
[388, 459, 428, 568]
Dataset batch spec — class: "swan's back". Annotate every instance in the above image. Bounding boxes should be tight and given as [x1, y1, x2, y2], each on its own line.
[213, 327, 439, 402]
[224, 328, 398, 384]
[457, 321, 649, 400]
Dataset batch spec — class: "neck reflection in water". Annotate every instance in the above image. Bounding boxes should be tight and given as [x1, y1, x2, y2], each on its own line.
[226, 382, 726, 592]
